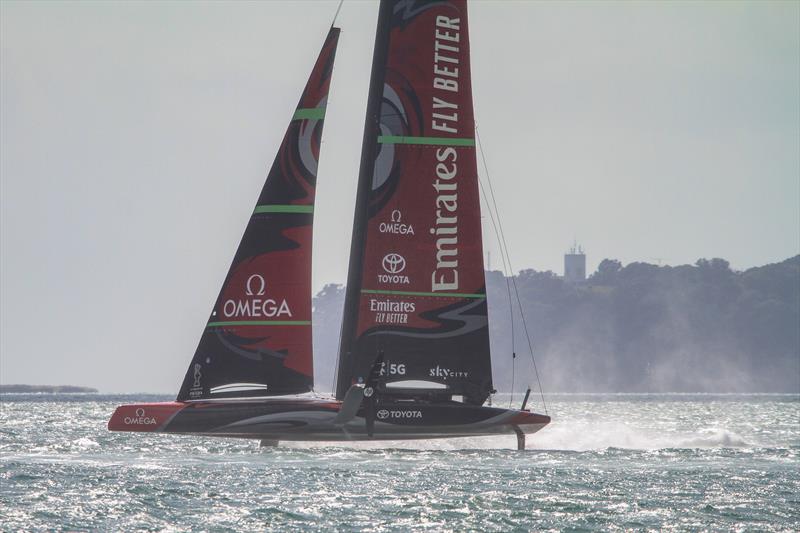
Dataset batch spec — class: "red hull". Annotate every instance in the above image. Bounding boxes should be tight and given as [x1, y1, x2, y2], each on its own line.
[108, 398, 549, 443]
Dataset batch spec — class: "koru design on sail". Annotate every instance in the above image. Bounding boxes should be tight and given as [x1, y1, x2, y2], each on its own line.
[109, 0, 549, 450]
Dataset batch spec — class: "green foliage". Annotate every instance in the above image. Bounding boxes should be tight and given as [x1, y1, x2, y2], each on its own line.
[487, 256, 799, 393]
[310, 257, 799, 393]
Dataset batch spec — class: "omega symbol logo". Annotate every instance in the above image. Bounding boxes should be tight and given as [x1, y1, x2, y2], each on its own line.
[124, 407, 157, 425]
[245, 274, 266, 296]
[382, 253, 406, 274]
[391, 210, 402, 222]
[376, 409, 390, 420]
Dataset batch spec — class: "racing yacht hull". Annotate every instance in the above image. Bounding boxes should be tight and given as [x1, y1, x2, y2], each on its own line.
[108, 399, 550, 442]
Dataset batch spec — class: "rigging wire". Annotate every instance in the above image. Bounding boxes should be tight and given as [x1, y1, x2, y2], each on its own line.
[331, 286, 345, 396]
[475, 127, 548, 415]
[330, 0, 344, 28]
[477, 178, 516, 408]
[473, 137, 516, 408]
[327, 0, 346, 397]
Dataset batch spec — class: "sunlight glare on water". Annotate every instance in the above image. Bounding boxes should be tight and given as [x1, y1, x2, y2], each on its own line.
[1, 393, 798, 531]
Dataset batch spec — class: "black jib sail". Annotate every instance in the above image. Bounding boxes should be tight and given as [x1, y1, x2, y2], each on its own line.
[177, 28, 340, 401]
[336, 0, 493, 405]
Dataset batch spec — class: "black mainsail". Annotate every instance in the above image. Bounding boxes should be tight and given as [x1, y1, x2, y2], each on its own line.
[336, 0, 493, 405]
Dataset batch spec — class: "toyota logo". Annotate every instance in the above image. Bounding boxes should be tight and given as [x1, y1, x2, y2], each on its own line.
[382, 253, 406, 274]
[376, 409, 390, 420]
[135, 408, 145, 417]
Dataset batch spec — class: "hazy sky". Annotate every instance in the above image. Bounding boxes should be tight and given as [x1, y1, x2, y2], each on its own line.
[2, 1, 798, 392]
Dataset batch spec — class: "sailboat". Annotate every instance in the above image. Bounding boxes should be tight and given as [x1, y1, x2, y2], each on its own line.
[108, 0, 550, 449]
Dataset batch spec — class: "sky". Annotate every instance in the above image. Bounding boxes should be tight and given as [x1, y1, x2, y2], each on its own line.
[1, 0, 798, 392]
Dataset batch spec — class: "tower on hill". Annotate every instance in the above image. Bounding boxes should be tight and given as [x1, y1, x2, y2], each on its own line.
[564, 242, 586, 283]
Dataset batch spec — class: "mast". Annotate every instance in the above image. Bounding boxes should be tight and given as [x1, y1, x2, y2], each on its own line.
[335, 0, 394, 400]
[335, 0, 493, 404]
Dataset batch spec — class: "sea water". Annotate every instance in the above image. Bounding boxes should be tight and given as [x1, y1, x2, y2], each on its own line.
[1, 393, 797, 531]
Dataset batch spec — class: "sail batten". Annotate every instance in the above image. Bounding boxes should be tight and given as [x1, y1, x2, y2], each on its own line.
[206, 321, 312, 327]
[360, 289, 486, 299]
[176, 28, 340, 402]
[293, 108, 327, 121]
[336, 0, 493, 405]
[253, 205, 315, 214]
[377, 135, 475, 146]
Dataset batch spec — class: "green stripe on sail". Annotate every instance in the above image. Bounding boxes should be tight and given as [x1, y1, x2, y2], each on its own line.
[207, 320, 311, 327]
[377, 135, 475, 147]
[253, 205, 314, 214]
[293, 107, 326, 120]
[361, 289, 486, 299]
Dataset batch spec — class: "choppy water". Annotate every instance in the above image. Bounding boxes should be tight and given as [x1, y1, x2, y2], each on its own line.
[1, 394, 798, 531]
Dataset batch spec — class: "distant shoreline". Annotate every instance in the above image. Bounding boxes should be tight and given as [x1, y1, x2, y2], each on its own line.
[0, 384, 98, 394]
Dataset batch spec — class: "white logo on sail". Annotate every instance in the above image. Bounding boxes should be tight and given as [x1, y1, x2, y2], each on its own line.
[222, 274, 292, 318]
[379, 209, 415, 236]
[430, 147, 459, 292]
[245, 274, 266, 296]
[189, 363, 203, 399]
[370, 298, 415, 324]
[378, 362, 406, 376]
[382, 253, 406, 274]
[193, 364, 202, 388]
[429, 365, 469, 379]
[379, 253, 410, 285]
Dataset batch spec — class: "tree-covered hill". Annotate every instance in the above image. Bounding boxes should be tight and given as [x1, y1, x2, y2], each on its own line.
[312, 256, 799, 393]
